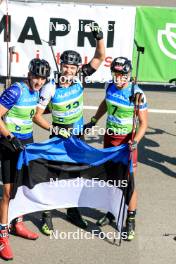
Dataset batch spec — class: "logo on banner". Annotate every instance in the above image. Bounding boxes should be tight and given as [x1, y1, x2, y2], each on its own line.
[157, 23, 176, 59]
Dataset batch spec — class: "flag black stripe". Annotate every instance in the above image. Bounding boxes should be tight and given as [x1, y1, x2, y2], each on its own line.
[12, 159, 133, 205]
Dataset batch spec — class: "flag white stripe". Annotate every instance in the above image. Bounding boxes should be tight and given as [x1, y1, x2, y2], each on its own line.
[8, 179, 125, 231]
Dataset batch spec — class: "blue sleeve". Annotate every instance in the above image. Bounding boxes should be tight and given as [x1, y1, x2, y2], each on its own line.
[0, 84, 21, 110]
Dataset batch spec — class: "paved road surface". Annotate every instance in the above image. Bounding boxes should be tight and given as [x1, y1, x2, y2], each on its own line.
[0, 86, 175, 264]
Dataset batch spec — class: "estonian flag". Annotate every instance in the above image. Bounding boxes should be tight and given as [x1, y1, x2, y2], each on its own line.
[9, 137, 134, 231]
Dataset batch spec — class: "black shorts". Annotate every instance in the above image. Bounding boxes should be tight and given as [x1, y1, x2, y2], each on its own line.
[0, 137, 33, 184]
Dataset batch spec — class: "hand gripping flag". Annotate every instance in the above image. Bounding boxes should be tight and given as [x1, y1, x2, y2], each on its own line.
[8, 137, 134, 232]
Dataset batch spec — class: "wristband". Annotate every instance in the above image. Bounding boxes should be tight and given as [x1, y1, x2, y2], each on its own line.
[6, 135, 14, 141]
[91, 116, 97, 124]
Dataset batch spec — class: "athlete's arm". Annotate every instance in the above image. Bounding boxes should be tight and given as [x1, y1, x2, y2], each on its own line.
[90, 25, 105, 70]
[94, 99, 107, 122]
[134, 109, 148, 143]
[37, 81, 54, 109]
[0, 104, 24, 151]
[93, 82, 109, 121]
[0, 85, 21, 137]
[33, 107, 51, 131]
[89, 39, 105, 70]
[33, 81, 54, 130]
[82, 26, 105, 76]
[0, 105, 13, 137]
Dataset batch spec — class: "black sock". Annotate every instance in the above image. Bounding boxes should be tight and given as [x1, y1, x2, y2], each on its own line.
[106, 212, 115, 221]
[127, 210, 136, 219]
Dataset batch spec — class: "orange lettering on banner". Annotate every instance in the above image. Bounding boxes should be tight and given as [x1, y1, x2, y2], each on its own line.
[56, 52, 60, 64]
[11, 52, 19, 63]
[83, 56, 88, 64]
[36, 50, 40, 59]
[7, 51, 112, 69]
[104, 56, 112, 67]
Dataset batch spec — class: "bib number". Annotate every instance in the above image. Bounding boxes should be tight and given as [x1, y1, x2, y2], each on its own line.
[66, 101, 79, 110]
[112, 105, 118, 116]
[30, 109, 35, 119]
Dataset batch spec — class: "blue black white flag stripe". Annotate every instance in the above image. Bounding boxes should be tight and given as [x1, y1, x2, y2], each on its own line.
[8, 137, 134, 231]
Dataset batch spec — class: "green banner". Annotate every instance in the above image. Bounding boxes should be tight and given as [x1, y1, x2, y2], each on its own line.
[133, 7, 176, 83]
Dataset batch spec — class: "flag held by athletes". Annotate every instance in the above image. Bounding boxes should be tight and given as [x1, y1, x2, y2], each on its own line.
[9, 137, 134, 231]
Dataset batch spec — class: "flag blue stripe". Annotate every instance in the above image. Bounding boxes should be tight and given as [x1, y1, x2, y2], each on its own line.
[17, 137, 132, 173]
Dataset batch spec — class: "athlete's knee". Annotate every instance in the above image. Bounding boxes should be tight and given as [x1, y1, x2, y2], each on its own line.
[2, 191, 11, 203]
[2, 185, 13, 203]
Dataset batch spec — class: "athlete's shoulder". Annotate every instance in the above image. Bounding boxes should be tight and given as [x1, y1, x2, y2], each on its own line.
[0, 82, 22, 109]
[105, 80, 114, 90]
[127, 83, 146, 96]
[131, 83, 147, 107]
[133, 84, 145, 94]
[7, 82, 22, 95]
[38, 79, 55, 108]
[43, 79, 55, 89]
[40, 79, 56, 96]
[0, 83, 22, 100]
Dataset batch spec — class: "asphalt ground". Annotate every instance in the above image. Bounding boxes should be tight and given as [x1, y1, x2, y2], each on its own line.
[0, 85, 175, 264]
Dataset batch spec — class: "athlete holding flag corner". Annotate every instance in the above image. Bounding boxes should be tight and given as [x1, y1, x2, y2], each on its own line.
[84, 57, 148, 241]
[0, 58, 51, 260]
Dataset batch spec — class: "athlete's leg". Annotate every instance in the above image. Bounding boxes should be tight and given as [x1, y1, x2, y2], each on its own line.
[126, 151, 137, 241]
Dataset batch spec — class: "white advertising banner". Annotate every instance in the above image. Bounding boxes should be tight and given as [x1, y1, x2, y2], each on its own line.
[0, 1, 136, 81]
